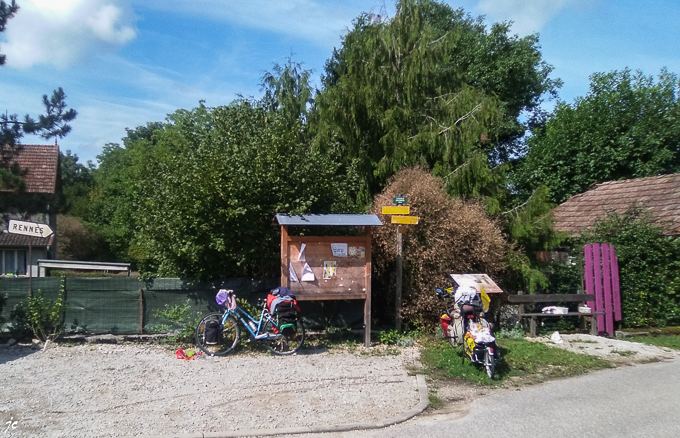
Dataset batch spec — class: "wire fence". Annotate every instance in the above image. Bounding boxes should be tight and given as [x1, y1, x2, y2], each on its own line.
[0, 277, 364, 334]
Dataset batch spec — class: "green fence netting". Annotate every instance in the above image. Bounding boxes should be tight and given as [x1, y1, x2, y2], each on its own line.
[0, 277, 365, 335]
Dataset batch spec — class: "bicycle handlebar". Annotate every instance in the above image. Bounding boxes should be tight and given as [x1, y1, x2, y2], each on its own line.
[435, 288, 454, 300]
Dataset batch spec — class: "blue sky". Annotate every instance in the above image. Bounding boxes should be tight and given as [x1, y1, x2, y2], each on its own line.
[1, 0, 679, 164]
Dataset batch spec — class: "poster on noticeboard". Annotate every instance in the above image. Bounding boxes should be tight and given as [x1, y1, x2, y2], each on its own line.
[450, 273, 503, 294]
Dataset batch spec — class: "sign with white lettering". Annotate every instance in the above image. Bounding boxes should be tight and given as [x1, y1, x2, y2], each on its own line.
[7, 220, 54, 238]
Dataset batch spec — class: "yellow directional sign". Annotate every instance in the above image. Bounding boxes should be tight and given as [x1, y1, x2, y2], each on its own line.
[391, 215, 419, 225]
[382, 206, 410, 215]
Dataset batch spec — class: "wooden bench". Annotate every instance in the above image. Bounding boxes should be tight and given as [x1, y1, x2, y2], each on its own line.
[507, 293, 604, 337]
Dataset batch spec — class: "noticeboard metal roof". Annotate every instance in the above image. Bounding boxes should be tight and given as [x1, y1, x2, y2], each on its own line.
[274, 213, 383, 227]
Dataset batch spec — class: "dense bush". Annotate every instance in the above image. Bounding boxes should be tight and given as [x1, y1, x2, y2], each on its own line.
[370, 167, 507, 327]
[545, 261, 581, 295]
[56, 214, 110, 261]
[579, 208, 680, 328]
[11, 283, 66, 343]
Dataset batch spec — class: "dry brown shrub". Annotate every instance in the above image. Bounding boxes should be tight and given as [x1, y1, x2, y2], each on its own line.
[56, 214, 97, 261]
[370, 167, 508, 327]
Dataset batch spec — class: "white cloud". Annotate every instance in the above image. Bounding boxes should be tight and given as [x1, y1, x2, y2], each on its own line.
[476, 0, 584, 35]
[3, 0, 136, 68]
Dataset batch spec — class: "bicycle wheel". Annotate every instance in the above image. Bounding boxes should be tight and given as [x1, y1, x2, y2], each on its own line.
[447, 317, 462, 348]
[195, 312, 240, 356]
[262, 318, 305, 355]
[484, 347, 495, 379]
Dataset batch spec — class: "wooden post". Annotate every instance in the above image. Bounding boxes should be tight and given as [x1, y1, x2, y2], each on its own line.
[364, 226, 372, 347]
[518, 290, 536, 337]
[590, 315, 597, 336]
[139, 288, 144, 334]
[28, 240, 32, 296]
[395, 226, 403, 332]
[280, 225, 289, 289]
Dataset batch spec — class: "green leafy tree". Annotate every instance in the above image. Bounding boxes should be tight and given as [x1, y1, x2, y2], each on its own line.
[59, 150, 95, 216]
[316, 0, 559, 205]
[317, 0, 562, 293]
[515, 68, 680, 204]
[22, 87, 78, 140]
[1, 87, 78, 149]
[88, 62, 359, 278]
[261, 59, 314, 132]
[85, 122, 166, 263]
[87, 142, 147, 262]
[502, 180, 572, 287]
[131, 100, 357, 279]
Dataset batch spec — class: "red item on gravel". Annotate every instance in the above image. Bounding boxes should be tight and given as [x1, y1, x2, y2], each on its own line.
[175, 349, 202, 360]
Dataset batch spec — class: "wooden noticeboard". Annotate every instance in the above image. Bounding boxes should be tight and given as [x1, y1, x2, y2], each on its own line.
[280, 225, 375, 346]
[281, 228, 372, 300]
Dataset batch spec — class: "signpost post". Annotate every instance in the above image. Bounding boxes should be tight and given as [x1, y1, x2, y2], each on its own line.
[382, 195, 419, 332]
[7, 220, 54, 294]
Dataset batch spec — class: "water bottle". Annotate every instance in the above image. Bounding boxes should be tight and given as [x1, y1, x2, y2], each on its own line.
[247, 321, 257, 332]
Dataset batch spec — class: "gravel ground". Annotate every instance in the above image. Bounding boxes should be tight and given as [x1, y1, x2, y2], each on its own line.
[0, 342, 422, 438]
[527, 333, 680, 363]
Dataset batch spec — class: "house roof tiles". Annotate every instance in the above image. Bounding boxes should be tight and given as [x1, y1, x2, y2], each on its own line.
[1, 144, 59, 194]
[552, 174, 680, 236]
[0, 232, 53, 248]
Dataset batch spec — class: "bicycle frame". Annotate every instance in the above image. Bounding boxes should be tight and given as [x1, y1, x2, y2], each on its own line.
[222, 304, 282, 340]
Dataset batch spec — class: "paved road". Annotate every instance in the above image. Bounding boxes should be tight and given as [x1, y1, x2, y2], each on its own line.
[295, 359, 680, 438]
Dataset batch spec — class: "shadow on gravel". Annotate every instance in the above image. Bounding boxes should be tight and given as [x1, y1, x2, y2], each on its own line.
[0, 345, 39, 365]
[296, 346, 330, 355]
[244, 345, 329, 356]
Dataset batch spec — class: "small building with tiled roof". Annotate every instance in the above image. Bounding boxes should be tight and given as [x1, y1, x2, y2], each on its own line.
[0, 144, 60, 276]
[552, 173, 680, 236]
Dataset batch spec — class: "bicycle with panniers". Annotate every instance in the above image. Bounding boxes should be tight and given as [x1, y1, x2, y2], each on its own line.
[436, 277, 499, 379]
[195, 287, 304, 356]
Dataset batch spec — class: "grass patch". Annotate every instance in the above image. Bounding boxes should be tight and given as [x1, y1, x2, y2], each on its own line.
[626, 334, 680, 350]
[419, 337, 613, 386]
[428, 394, 442, 409]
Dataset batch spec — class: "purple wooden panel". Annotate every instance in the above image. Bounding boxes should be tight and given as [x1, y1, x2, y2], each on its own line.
[593, 244, 605, 334]
[610, 246, 622, 321]
[584, 244, 603, 334]
[602, 244, 614, 336]
[584, 243, 594, 293]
